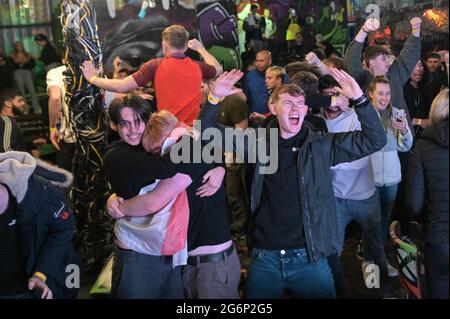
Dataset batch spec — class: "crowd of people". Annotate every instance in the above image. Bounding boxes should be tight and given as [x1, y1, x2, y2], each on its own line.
[0, 11, 448, 300]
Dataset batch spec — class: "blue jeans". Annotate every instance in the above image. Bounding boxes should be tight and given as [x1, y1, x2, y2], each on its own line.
[377, 184, 398, 242]
[335, 192, 389, 293]
[245, 248, 336, 299]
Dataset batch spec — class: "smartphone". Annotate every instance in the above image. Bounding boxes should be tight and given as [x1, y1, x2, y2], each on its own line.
[393, 109, 405, 122]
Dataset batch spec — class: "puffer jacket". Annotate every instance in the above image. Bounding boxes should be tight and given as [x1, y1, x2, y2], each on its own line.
[406, 119, 449, 244]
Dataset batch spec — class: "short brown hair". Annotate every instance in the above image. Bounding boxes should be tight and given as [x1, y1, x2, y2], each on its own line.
[142, 110, 179, 154]
[270, 84, 305, 104]
[363, 45, 390, 68]
[162, 25, 189, 50]
[324, 56, 345, 70]
[289, 71, 319, 96]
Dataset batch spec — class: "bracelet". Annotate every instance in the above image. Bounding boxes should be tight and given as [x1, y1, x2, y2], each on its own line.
[207, 92, 223, 105]
[362, 28, 370, 33]
[352, 94, 366, 104]
[32, 271, 47, 282]
[50, 127, 57, 133]
[89, 75, 99, 83]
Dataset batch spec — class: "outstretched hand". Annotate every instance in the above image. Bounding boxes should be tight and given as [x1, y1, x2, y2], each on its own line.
[330, 67, 364, 101]
[80, 60, 101, 82]
[210, 69, 244, 98]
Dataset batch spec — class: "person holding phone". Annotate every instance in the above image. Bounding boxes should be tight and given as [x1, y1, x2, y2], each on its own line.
[368, 76, 413, 274]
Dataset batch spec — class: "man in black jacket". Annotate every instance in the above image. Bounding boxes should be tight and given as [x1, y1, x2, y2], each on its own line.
[0, 151, 80, 299]
[204, 68, 387, 298]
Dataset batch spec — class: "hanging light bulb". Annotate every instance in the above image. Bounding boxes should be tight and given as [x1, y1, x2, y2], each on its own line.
[22, 0, 30, 8]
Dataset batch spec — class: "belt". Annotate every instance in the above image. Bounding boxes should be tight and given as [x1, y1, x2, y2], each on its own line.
[187, 245, 234, 266]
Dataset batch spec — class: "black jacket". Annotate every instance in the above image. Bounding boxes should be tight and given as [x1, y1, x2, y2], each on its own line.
[0, 152, 81, 298]
[203, 98, 387, 262]
[406, 119, 449, 244]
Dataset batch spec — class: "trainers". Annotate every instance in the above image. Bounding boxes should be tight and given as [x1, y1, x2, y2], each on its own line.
[387, 262, 398, 277]
[356, 239, 363, 260]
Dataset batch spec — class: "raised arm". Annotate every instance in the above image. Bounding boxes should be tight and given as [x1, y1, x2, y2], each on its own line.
[80, 60, 138, 93]
[389, 18, 422, 85]
[327, 68, 387, 165]
[188, 39, 223, 76]
[305, 51, 331, 76]
[344, 18, 380, 83]
[197, 69, 244, 132]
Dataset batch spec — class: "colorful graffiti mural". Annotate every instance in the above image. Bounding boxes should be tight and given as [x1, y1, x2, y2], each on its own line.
[92, 0, 197, 73]
[298, 0, 348, 55]
[196, 1, 240, 70]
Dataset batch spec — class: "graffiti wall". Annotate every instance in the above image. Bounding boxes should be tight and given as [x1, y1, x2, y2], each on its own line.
[297, 0, 348, 55]
[88, 0, 242, 73]
[92, 0, 197, 74]
[196, 0, 240, 70]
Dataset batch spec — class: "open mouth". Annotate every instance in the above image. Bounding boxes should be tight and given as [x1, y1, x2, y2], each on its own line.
[289, 115, 300, 125]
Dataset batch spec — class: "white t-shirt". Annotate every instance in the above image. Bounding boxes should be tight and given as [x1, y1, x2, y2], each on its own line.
[46, 65, 76, 143]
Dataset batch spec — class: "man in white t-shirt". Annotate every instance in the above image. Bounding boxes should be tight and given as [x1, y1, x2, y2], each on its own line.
[46, 65, 76, 171]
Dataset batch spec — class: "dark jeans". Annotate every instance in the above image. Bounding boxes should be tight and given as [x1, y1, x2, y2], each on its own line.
[425, 243, 449, 299]
[112, 248, 183, 299]
[377, 185, 398, 242]
[245, 248, 336, 299]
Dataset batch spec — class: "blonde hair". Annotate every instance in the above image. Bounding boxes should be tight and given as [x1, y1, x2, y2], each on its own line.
[266, 66, 286, 81]
[142, 110, 179, 154]
[429, 88, 449, 125]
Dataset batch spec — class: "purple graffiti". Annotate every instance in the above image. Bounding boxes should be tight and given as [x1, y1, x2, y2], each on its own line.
[197, 2, 238, 49]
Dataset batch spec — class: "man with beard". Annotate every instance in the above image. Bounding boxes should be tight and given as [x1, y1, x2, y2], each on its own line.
[0, 90, 27, 152]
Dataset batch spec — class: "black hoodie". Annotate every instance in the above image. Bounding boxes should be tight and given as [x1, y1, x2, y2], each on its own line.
[406, 119, 449, 243]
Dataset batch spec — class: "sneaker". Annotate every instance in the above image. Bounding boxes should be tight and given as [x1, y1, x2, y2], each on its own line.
[387, 262, 398, 277]
[356, 239, 363, 260]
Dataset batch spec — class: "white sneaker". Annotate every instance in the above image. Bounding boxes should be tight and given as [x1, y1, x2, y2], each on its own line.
[387, 262, 398, 277]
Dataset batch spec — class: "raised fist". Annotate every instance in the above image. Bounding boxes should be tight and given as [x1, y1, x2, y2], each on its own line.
[362, 18, 380, 33]
[305, 52, 321, 66]
[410, 17, 422, 30]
